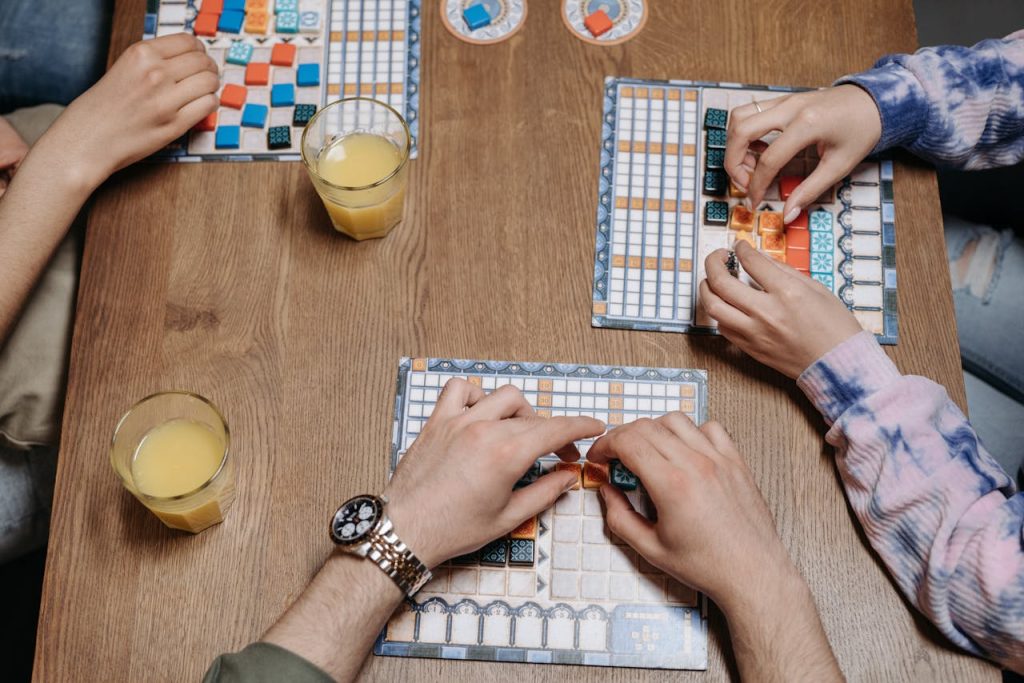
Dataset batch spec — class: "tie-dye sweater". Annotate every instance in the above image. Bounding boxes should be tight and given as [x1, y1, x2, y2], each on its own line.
[835, 30, 1024, 169]
[799, 332, 1023, 671]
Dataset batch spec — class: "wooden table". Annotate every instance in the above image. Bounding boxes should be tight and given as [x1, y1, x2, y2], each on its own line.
[33, 1, 999, 681]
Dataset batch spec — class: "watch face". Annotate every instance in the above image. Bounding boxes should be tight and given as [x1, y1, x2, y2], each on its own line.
[330, 495, 383, 545]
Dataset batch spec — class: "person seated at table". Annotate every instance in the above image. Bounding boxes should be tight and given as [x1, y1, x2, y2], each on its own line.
[0, 33, 218, 563]
[204, 382, 843, 682]
[704, 32, 1024, 673]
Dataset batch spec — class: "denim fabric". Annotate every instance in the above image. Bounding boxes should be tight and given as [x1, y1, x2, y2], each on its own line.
[0, 0, 113, 112]
[944, 215, 1024, 403]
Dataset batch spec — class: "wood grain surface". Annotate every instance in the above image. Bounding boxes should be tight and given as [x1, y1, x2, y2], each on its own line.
[34, 0, 998, 681]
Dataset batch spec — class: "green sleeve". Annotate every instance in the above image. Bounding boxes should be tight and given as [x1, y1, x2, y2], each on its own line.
[202, 642, 334, 683]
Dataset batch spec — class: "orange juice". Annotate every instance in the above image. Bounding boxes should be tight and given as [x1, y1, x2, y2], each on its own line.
[314, 133, 407, 240]
[130, 418, 234, 533]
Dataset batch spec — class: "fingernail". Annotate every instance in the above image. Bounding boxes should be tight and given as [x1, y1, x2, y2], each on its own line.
[784, 207, 801, 224]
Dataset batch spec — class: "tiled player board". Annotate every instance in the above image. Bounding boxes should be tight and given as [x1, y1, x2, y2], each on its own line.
[142, 0, 421, 161]
[375, 357, 709, 671]
[591, 77, 898, 344]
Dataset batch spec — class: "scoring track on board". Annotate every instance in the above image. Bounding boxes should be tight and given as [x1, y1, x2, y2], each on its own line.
[376, 358, 709, 670]
[591, 77, 898, 344]
[143, 0, 422, 161]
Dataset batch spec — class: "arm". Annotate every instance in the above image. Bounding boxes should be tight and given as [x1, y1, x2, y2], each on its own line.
[589, 416, 842, 681]
[837, 31, 1024, 170]
[701, 242, 1024, 671]
[722, 31, 1024, 225]
[798, 332, 1023, 670]
[208, 381, 603, 682]
[0, 33, 218, 341]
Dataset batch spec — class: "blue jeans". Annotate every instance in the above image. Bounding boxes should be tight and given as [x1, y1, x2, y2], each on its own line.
[0, 0, 113, 112]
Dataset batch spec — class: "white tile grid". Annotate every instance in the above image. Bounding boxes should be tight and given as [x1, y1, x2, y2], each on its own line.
[609, 86, 696, 322]
[327, 0, 408, 111]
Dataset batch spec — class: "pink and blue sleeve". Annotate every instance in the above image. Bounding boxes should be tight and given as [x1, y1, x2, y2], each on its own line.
[797, 332, 1024, 671]
[834, 30, 1024, 170]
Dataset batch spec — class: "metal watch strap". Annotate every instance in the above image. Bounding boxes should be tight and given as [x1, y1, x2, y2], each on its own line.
[365, 528, 432, 597]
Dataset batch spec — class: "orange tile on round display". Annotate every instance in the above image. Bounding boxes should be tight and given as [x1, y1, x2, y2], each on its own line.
[219, 83, 247, 109]
[244, 62, 270, 86]
[270, 43, 296, 66]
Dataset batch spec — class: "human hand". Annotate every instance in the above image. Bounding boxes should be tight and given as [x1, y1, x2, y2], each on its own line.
[40, 33, 218, 190]
[725, 85, 881, 223]
[588, 414, 800, 612]
[0, 118, 29, 199]
[384, 380, 605, 568]
[699, 241, 862, 379]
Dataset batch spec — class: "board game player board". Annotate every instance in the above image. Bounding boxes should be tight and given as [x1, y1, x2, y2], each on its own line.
[590, 77, 898, 344]
[440, 0, 527, 45]
[562, 0, 647, 45]
[143, 0, 422, 161]
[375, 357, 709, 671]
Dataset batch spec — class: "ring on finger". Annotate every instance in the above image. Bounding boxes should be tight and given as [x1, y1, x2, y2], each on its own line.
[752, 100, 763, 113]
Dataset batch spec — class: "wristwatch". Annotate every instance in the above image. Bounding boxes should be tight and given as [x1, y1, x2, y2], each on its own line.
[329, 494, 432, 597]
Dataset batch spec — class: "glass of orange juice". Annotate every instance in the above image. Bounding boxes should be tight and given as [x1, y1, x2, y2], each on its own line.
[110, 391, 234, 533]
[300, 97, 412, 240]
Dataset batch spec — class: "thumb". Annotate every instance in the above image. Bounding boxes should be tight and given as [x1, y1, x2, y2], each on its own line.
[504, 470, 578, 526]
[600, 484, 659, 558]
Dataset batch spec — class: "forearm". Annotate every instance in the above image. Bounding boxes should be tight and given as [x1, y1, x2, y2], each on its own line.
[0, 131, 97, 341]
[836, 30, 1024, 169]
[262, 552, 405, 682]
[721, 567, 842, 682]
[799, 333, 1024, 669]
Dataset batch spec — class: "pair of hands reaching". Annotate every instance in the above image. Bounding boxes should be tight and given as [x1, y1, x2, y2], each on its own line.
[384, 378, 795, 610]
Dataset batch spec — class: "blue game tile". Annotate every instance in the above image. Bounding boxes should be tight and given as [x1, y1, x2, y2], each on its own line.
[296, 63, 320, 87]
[705, 148, 725, 170]
[214, 125, 240, 149]
[702, 170, 727, 196]
[810, 250, 834, 274]
[706, 128, 727, 149]
[271, 83, 295, 106]
[812, 273, 835, 290]
[274, 0, 297, 12]
[292, 103, 317, 127]
[276, 10, 299, 32]
[463, 3, 492, 30]
[218, 10, 245, 34]
[225, 41, 254, 66]
[479, 539, 508, 566]
[704, 200, 729, 226]
[450, 551, 478, 566]
[240, 103, 268, 128]
[267, 125, 291, 149]
[609, 460, 638, 491]
[703, 107, 728, 130]
[224, 0, 245, 11]
[144, 13, 157, 35]
[810, 208, 833, 232]
[811, 230, 833, 253]
[508, 539, 535, 566]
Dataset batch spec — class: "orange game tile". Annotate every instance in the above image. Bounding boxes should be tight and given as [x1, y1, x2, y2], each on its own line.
[778, 175, 803, 200]
[219, 83, 247, 109]
[245, 62, 270, 85]
[582, 462, 609, 489]
[271, 43, 296, 66]
[584, 9, 614, 37]
[767, 251, 786, 262]
[785, 227, 810, 250]
[192, 12, 219, 37]
[762, 232, 786, 252]
[729, 179, 747, 198]
[786, 209, 809, 229]
[510, 516, 538, 540]
[757, 211, 784, 234]
[732, 230, 755, 248]
[786, 247, 810, 271]
[555, 462, 583, 490]
[194, 111, 217, 132]
[729, 205, 755, 231]
[198, 0, 223, 12]
[245, 9, 269, 34]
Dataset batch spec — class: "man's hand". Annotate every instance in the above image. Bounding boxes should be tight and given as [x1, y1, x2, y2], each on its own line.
[699, 241, 863, 379]
[589, 414, 844, 681]
[385, 379, 605, 568]
[588, 413, 795, 608]
[725, 85, 881, 223]
[42, 33, 219, 190]
[0, 118, 29, 199]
